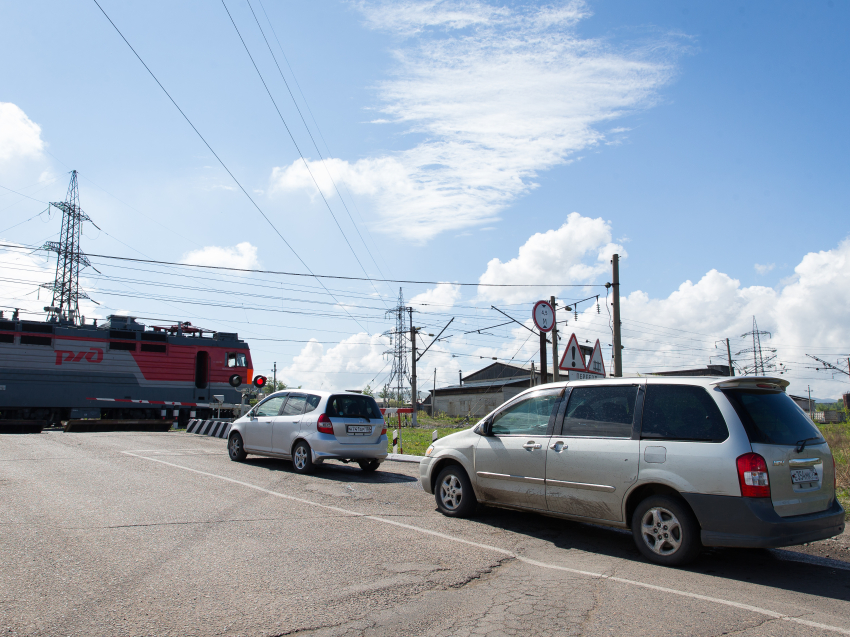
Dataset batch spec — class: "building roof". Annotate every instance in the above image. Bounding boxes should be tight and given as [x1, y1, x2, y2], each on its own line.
[462, 362, 530, 384]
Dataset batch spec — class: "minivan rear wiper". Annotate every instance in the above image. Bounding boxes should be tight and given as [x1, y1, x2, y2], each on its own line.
[795, 437, 822, 453]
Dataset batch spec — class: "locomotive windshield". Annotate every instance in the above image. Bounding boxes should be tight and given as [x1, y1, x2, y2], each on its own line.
[227, 353, 247, 367]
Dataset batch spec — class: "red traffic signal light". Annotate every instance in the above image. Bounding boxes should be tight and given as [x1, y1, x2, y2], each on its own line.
[253, 375, 267, 388]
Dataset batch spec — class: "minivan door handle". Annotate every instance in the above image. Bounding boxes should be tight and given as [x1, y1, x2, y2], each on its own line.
[522, 441, 542, 450]
[549, 441, 567, 452]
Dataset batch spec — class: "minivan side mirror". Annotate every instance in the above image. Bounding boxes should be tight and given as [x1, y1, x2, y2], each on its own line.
[477, 418, 492, 436]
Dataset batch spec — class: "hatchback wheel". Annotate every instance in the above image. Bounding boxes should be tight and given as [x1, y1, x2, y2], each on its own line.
[632, 495, 701, 566]
[228, 432, 247, 461]
[292, 441, 314, 474]
[358, 459, 380, 473]
[435, 465, 476, 518]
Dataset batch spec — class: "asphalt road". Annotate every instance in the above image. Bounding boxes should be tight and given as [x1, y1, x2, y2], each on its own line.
[1, 431, 849, 637]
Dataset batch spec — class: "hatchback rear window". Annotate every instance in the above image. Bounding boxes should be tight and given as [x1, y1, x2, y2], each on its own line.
[326, 395, 382, 420]
[722, 389, 824, 446]
[641, 385, 728, 442]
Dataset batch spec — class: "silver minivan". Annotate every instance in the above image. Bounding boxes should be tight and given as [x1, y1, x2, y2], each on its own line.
[228, 390, 387, 473]
[420, 376, 845, 565]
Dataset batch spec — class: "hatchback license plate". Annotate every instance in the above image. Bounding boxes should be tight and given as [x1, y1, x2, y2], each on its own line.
[347, 425, 371, 434]
[791, 468, 819, 484]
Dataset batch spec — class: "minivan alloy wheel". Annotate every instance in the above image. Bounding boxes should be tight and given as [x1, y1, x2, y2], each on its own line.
[439, 474, 464, 510]
[640, 506, 682, 556]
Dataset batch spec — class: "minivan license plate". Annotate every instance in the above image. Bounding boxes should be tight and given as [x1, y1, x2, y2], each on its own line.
[347, 425, 371, 434]
[791, 468, 819, 484]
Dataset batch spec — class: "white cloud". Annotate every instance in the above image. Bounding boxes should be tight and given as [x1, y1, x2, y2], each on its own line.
[271, 1, 677, 241]
[754, 262, 775, 275]
[0, 103, 44, 162]
[410, 283, 462, 310]
[477, 212, 624, 304]
[180, 242, 260, 270]
[280, 332, 390, 391]
[616, 238, 850, 398]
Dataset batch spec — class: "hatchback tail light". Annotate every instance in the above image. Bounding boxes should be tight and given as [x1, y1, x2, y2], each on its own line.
[736, 453, 770, 498]
[317, 413, 334, 435]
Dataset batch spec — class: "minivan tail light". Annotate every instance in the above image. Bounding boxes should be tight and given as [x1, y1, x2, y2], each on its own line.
[736, 453, 770, 498]
[317, 413, 334, 435]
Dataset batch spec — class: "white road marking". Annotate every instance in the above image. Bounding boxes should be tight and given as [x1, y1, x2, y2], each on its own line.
[121, 451, 850, 635]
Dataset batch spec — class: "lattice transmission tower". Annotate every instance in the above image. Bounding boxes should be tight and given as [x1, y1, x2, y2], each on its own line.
[41, 171, 96, 325]
[736, 316, 776, 375]
[383, 288, 411, 404]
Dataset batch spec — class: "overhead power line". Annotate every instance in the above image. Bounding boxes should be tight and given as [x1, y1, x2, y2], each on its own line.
[254, 0, 395, 283]
[0, 243, 605, 287]
[219, 0, 388, 308]
[242, 0, 394, 298]
[90, 0, 368, 332]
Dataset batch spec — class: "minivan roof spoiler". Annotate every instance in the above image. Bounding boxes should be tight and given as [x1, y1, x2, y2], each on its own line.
[711, 376, 790, 390]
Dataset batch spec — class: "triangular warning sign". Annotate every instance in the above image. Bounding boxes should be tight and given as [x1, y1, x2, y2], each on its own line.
[585, 339, 606, 376]
[559, 333, 587, 372]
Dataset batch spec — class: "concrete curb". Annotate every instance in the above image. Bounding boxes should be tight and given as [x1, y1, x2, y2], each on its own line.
[385, 453, 425, 463]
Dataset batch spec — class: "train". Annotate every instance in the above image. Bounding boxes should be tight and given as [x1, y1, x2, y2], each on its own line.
[0, 312, 253, 426]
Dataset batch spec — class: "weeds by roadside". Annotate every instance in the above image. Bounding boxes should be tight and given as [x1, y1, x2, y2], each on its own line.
[386, 425, 468, 456]
[820, 422, 849, 516]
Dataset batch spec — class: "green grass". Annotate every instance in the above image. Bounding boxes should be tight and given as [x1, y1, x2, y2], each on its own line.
[387, 426, 468, 456]
[819, 422, 849, 517]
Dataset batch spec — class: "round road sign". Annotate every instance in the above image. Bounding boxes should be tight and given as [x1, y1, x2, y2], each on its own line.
[532, 300, 554, 332]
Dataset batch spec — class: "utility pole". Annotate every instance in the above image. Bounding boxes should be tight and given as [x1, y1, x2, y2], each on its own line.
[409, 307, 417, 428]
[611, 254, 623, 377]
[550, 295, 560, 382]
[273, 362, 277, 390]
[433, 368, 436, 417]
[539, 328, 548, 385]
[725, 339, 734, 377]
[808, 385, 812, 416]
[530, 361, 536, 387]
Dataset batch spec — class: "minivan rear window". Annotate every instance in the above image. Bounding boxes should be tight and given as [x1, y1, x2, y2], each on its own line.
[326, 395, 382, 420]
[723, 389, 824, 446]
[641, 385, 729, 442]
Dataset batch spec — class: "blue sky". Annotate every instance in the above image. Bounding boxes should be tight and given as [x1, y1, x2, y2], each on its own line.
[2, 0, 849, 398]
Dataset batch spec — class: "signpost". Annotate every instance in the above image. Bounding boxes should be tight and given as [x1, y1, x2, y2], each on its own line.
[532, 300, 554, 384]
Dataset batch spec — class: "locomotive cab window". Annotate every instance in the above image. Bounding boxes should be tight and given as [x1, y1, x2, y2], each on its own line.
[227, 353, 247, 368]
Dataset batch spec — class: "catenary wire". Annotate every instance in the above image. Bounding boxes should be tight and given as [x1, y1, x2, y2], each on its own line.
[89, 0, 369, 333]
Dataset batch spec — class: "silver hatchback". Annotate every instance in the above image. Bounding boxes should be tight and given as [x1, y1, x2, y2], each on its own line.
[228, 390, 388, 473]
[420, 376, 845, 565]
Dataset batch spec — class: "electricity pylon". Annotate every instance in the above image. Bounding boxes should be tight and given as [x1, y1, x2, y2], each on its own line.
[383, 288, 411, 405]
[41, 171, 96, 324]
[737, 316, 776, 376]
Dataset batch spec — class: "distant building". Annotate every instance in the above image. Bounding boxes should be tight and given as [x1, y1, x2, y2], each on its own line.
[431, 363, 533, 418]
[789, 394, 815, 413]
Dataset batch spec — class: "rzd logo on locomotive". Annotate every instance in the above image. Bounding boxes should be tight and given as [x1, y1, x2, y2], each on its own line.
[55, 348, 104, 365]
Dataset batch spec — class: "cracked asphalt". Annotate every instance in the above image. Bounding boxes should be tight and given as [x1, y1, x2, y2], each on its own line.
[1, 431, 849, 637]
